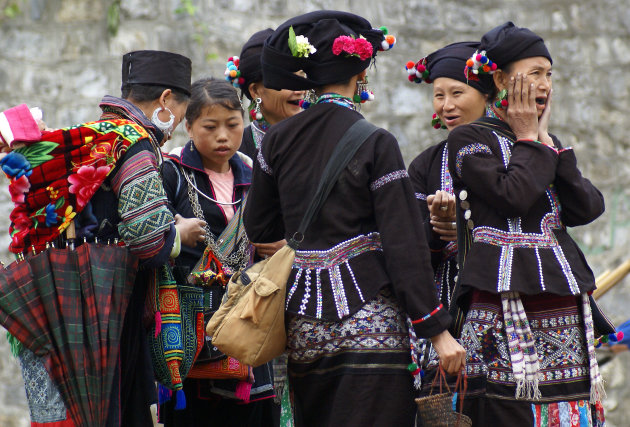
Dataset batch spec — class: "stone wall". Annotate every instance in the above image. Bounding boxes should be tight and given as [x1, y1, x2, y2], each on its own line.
[1, 0, 629, 425]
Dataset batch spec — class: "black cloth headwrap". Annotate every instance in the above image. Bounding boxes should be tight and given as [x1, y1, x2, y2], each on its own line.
[262, 10, 384, 91]
[239, 28, 274, 100]
[426, 41, 493, 95]
[480, 21, 552, 68]
[121, 50, 192, 96]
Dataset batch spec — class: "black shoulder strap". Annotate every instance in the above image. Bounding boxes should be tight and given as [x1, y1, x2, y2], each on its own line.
[288, 119, 379, 248]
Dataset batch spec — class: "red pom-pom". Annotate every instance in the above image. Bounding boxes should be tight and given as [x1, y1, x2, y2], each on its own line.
[228, 56, 233, 61]
[234, 59, 240, 67]
[406, 61, 415, 69]
[238, 77, 245, 84]
[482, 65, 490, 73]
[501, 99, 508, 107]
[491, 63, 498, 71]
[433, 123, 441, 129]
[617, 331, 624, 341]
[417, 64, 426, 73]
[432, 113, 437, 118]
[425, 78, 432, 84]
[408, 75, 415, 82]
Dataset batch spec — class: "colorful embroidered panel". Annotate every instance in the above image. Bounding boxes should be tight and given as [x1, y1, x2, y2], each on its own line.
[287, 232, 382, 319]
[460, 299, 589, 398]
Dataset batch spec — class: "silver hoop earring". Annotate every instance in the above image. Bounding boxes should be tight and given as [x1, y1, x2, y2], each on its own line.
[151, 106, 175, 138]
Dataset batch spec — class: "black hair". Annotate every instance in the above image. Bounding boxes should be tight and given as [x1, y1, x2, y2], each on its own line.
[185, 78, 244, 124]
[122, 83, 190, 104]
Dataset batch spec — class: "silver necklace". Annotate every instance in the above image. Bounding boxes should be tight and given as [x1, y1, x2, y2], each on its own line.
[182, 166, 250, 273]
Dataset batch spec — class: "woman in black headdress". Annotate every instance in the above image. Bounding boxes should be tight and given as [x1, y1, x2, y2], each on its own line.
[227, 28, 305, 160]
[406, 42, 493, 397]
[448, 22, 606, 425]
[243, 10, 465, 427]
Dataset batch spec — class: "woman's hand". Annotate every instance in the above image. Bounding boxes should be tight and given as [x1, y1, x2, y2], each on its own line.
[537, 88, 554, 147]
[253, 239, 287, 258]
[430, 330, 466, 375]
[427, 190, 457, 241]
[506, 74, 539, 141]
[174, 214, 207, 247]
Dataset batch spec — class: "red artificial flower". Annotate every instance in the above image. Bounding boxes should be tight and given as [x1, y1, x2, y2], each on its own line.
[68, 165, 111, 208]
[332, 35, 356, 56]
[354, 37, 374, 61]
[8, 175, 31, 204]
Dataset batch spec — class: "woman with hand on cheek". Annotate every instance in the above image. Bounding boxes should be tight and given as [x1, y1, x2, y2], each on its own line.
[448, 22, 606, 425]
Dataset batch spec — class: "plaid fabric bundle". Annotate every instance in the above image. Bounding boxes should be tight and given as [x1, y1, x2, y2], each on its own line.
[3, 119, 149, 253]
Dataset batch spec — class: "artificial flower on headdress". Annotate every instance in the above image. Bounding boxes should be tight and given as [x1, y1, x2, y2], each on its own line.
[405, 58, 431, 84]
[224, 56, 245, 88]
[464, 50, 497, 81]
[288, 26, 316, 58]
[332, 35, 374, 61]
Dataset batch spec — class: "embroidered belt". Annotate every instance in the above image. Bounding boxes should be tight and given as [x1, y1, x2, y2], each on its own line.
[287, 233, 383, 320]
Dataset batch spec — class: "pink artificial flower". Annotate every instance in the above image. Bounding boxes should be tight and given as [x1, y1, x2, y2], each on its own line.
[68, 165, 111, 208]
[8, 175, 31, 204]
[354, 38, 374, 61]
[332, 35, 356, 56]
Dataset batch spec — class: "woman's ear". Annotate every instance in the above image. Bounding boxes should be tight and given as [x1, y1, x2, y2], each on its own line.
[185, 120, 193, 139]
[159, 89, 173, 108]
[493, 70, 506, 92]
[358, 69, 368, 81]
[249, 82, 262, 100]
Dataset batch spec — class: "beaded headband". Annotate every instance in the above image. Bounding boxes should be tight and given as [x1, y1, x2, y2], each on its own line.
[405, 58, 431, 84]
[224, 56, 245, 89]
[464, 49, 497, 81]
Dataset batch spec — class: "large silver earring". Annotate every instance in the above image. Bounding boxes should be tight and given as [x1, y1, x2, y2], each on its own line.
[151, 107, 175, 138]
[254, 98, 263, 120]
[353, 76, 374, 104]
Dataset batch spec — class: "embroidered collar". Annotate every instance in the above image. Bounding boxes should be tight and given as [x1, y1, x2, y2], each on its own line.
[251, 121, 266, 150]
[316, 93, 356, 111]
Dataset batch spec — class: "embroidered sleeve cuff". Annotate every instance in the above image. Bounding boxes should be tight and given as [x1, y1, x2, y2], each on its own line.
[410, 305, 452, 338]
[516, 139, 559, 154]
[411, 304, 443, 325]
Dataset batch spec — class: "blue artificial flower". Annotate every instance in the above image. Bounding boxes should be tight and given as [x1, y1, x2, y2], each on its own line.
[0, 151, 32, 179]
[44, 203, 58, 227]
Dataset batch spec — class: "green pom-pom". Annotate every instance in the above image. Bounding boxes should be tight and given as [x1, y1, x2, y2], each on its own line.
[379, 26, 388, 35]
[407, 362, 418, 372]
[353, 94, 362, 103]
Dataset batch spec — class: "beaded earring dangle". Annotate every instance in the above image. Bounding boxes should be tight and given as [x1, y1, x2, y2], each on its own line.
[250, 97, 263, 121]
[431, 113, 446, 130]
[353, 77, 375, 104]
[494, 89, 508, 109]
[299, 89, 317, 109]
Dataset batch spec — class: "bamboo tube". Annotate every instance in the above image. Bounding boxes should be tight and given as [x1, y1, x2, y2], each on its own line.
[593, 259, 630, 300]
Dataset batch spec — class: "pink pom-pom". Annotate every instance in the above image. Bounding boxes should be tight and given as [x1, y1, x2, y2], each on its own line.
[475, 54, 482, 61]
[491, 63, 498, 71]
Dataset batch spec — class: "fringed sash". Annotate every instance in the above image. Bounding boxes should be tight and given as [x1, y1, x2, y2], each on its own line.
[501, 291, 605, 403]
